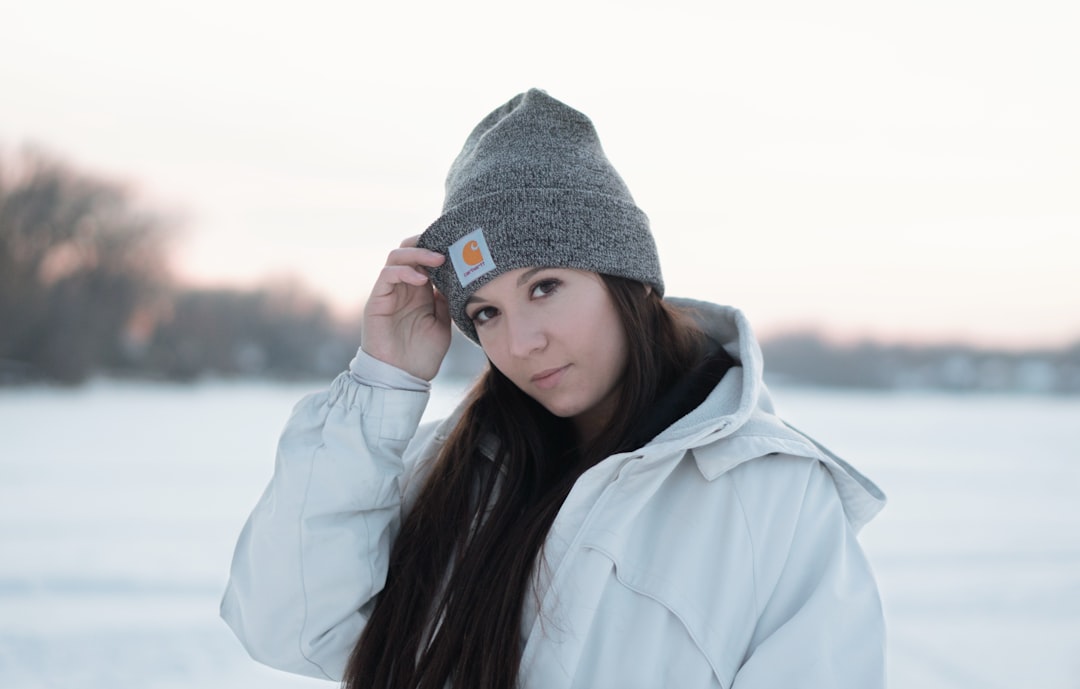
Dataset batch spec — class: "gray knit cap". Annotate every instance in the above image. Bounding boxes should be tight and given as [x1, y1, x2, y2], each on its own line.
[417, 88, 663, 343]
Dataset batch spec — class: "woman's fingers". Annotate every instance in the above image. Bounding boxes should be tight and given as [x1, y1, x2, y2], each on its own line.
[361, 238, 451, 380]
[369, 243, 445, 299]
[366, 268, 423, 305]
[385, 245, 445, 269]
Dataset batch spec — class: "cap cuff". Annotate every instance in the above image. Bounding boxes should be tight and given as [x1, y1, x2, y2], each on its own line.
[418, 187, 663, 343]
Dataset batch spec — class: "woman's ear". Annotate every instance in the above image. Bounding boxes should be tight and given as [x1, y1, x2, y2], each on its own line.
[644, 284, 653, 296]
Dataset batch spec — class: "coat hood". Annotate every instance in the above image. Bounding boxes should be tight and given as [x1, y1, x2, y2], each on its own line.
[653, 299, 887, 532]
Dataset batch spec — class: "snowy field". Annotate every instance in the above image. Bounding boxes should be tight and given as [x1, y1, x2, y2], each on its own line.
[1, 379, 1078, 688]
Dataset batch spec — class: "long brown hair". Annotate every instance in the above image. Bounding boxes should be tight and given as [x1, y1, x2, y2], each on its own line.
[343, 276, 705, 689]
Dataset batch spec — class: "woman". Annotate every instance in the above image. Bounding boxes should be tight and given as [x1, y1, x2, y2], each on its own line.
[221, 89, 887, 689]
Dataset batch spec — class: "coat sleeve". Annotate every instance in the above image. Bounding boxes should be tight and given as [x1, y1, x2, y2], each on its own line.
[731, 459, 887, 689]
[219, 371, 433, 680]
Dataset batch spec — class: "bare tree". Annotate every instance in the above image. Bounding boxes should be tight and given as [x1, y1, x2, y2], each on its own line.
[0, 147, 173, 383]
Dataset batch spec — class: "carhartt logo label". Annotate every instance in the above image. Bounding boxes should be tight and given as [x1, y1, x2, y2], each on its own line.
[450, 228, 496, 287]
[462, 240, 484, 266]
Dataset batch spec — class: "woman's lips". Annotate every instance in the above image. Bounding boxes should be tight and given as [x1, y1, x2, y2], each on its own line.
[531, 365, 569, 390]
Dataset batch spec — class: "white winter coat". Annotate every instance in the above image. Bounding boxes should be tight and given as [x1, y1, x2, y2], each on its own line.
[221, 301, 887, 688]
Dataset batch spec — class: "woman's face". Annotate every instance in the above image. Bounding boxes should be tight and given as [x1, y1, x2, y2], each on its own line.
[466, 267, 629, 441]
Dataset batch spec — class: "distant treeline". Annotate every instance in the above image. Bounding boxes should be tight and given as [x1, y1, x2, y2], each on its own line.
[2, 147, 1078, 393]
[760, 332, 1080, 394]
[0, 148, 348, 384]
[0, 147, 486, 386]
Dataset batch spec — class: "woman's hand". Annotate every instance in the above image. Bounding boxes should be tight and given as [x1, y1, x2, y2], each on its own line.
[361, 236, 451, 381]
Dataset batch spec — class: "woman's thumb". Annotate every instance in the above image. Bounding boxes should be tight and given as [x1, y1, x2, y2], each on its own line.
[432, 289, 451, 327]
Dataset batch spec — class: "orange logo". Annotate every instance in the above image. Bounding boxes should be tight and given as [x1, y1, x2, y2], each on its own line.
[462, 240, 484, 266]
[451, 229, 495, 286]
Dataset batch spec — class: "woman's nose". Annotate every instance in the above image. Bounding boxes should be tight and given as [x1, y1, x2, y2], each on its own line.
[506, 314, 546, 358]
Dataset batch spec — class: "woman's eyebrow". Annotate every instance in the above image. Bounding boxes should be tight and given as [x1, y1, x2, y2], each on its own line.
[516, 267, 546, 287]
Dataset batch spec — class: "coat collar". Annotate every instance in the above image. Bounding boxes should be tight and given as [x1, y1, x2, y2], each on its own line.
[431, 299, 886, 530]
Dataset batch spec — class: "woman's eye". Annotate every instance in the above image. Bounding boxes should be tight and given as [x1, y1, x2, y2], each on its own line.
[531, 279, 560, 299]
[470, 306, 497, 324]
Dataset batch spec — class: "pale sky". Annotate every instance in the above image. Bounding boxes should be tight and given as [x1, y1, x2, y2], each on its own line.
[3, 0, 1078, 349]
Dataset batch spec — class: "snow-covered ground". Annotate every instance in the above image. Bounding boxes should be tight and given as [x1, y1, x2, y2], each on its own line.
[1, 379, 1077, 688]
